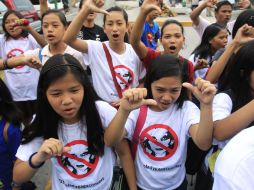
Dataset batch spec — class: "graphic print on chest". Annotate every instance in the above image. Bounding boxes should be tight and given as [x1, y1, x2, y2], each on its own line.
[114, 65, 134, 91]
[140, 124, 179, 161]
[57, 140, 99, 179]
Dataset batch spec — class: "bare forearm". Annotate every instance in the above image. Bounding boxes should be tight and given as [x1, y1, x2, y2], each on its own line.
[214, 100, 254, 141]
[13, 162, 37, 183]
[194, 104, 213, 150]
[190, 2, 207, 25]
[40, 1, 49, 17]
[206, 42, 238, 83]
[0, 56, 27, 70]
[116, 140, 137, 190]
[27, 26, 47, 47]
[130, 9, 148, 58]
[104, 108, 130, 146]
[64, 7, 90, 43]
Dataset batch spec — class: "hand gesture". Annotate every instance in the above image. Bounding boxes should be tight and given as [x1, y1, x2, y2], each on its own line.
[119, 88, 157, 112]
[82, 0, 108, 15]
[141, 0, 162, 15]
[34, 138, 71, 163]
[234, 24, 254, 46]
[194, 59, 209, 70]
[24, 55, 42, 70]
[183, 78, 217, 105]
[205, 0, 217, 8]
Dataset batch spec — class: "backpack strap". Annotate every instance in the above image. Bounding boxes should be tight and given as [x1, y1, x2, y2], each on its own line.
[102, 43, 122, 98]
[131, 105, 148, 159]
[38, 49, 43, 63]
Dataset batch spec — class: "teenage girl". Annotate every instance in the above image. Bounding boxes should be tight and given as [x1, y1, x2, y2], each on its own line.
[63, 0, 145, 105]
[0, 79, 22, 190]
[105, 54, 217, 190]
[12, 54, 133, 190]
[0, 10, 46, 125]
[205, 9, 254, 84]
[189, 23, 228, 80]
[130, 0, 194, 84]
[24, 9, 84, 67]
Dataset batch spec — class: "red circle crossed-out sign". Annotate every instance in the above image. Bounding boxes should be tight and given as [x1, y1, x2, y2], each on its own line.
[57, 140, 99, 179]
[7, 48, 25, 69]
[114, 65, 134, 92]
[140, 124, 179, 161]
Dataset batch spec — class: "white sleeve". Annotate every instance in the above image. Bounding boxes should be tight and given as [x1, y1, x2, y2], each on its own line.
[193, 17, 210, 37]
[213, 93, 232, 122]
[16, 137, 43, 161]
[124, 109, 139, 141]
[183, 101, 200, 136]
[83, 40, 102, 66]
[188, 54, 197, 66]
[213, 173, 238, 190]
[95, 101, 117, 129]
[24, 48, 40, 58]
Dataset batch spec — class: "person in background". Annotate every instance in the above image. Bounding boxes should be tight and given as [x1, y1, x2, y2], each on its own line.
[141, 9, 161, 50]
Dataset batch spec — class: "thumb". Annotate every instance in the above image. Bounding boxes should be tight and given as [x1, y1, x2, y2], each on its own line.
[63, 146, 71, 152]
[142, 99, 157, 106]
[182, 82, 194, 92]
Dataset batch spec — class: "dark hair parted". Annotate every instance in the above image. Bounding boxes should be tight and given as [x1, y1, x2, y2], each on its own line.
[22, 54, 105, 156]
[103, 6, 128, 25]
[161, 20, 184, 38]
[0, 79, 22, 126]
[232, 9, 254, 39]
[144, 54, 188, 109]
[215, 1, 232, 12]
[192, 23, 226, 63]
[2, 10, 28, 39]
[41, 9, 68, 27]
[219, 41, 254, 111]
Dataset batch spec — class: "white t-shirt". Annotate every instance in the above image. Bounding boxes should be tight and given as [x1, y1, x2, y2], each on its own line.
[193, 17, 235, 42]
[212, 92, 233, 149]
[213, 126, 254, 190]
[0, 34, 40, 101]
[24, 44, 84, 67]
[16, 101, 117, 190]
[188, 54, 211, 81]
[84, 40, 145, 103]
[125, 101, 200, 190]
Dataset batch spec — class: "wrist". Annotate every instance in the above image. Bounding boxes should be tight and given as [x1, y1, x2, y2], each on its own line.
[3, 58, 11, 69]
[28, 152, 45, 169]
[118, 106, 131, 117]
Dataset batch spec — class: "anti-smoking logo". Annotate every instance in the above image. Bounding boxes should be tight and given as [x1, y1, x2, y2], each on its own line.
[57, 140, 99, 179]
[140, 124, 178, 161]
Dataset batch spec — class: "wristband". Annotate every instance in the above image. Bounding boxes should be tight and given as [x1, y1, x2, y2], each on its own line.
[3, 59, 11, 70]
[28, 152, 45, 169]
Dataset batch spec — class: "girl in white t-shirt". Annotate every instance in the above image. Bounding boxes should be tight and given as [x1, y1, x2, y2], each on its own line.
[24, 9, 84, 67]
[189, 23, 228, 81]
[105, 54, 217, 190]
[12, 54, 132, 190]
[64, 0, 145, 104]
[0, 10, 46, 125]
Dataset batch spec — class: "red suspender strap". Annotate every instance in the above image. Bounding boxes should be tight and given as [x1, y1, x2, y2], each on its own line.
[102, 43, 122, 98]
[131, 105, 148, 159]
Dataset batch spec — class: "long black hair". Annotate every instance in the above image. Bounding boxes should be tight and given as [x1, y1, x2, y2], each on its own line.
[2, 10, 28, 39]
[22, 54, 105, 156]
[219, 41, 254, 111]
[192, 23, 226, 63]
[0, 79, 22, 126]
[144, 54, 188, 109]
[232, 9, 254, 39]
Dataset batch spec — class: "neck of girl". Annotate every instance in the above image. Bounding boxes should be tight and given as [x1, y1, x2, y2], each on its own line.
[109, 42, 126, 54]
[49, 42, 68, 55]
